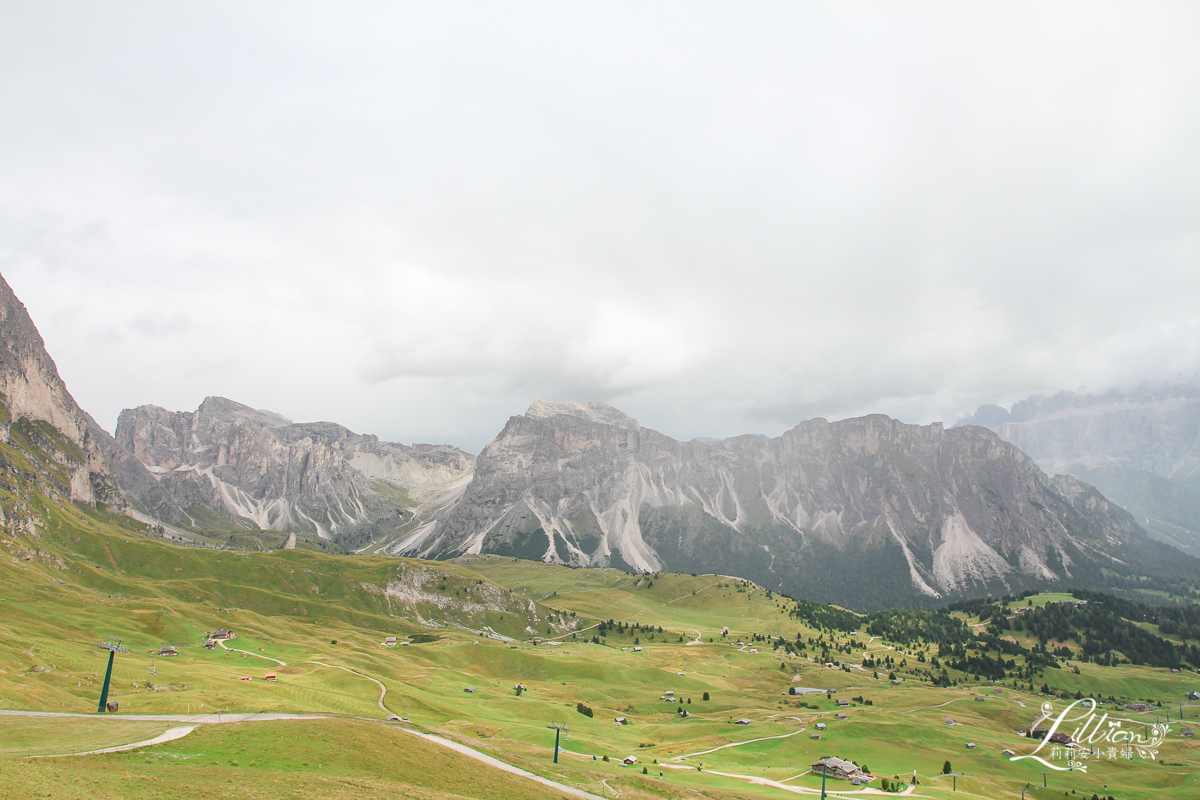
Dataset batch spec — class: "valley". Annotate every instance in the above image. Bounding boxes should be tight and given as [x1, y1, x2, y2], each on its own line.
[2, 491, 1199, 799]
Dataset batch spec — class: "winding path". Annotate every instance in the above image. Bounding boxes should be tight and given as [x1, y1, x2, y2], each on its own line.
[217, 639, 286, 666]
[671, 726, 807, 761]
[305, 660, 395, 716]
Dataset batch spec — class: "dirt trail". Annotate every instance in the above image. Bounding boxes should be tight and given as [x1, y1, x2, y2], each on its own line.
[305, 660, 394, 716]
[397, 727, 606, 800]
[217, 639, 286, 665]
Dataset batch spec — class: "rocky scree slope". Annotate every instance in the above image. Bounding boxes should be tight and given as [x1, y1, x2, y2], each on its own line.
[0, 273, 122, 516]
[396, 401, 1190, 609]
[111, 397, 474, 544]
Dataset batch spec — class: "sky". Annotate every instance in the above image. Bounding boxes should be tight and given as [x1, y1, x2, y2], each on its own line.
[1, 2, 1198, 453]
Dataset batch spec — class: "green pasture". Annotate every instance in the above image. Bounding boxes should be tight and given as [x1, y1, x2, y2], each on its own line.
[3, 494, 1200, 799]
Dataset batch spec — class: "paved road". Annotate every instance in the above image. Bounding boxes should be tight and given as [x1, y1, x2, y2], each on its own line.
[0, 710, 327, 723]
[27, 725, 199, 758]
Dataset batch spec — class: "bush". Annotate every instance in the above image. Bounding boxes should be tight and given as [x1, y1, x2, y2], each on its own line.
[702, 691, 710, 701]
[943, 760, 952, 774]
[576, 702, 594, 718]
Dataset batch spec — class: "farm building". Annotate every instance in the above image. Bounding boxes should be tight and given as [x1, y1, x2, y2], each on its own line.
[264, 672, 277, 681]
[1188, 691, 1200, 701]
[1030, 727, 1048, 739]
[734, 718, 752, 725]
[1048, 732, 1073, 745]
[633, 646, 642, 652]
[1125, 703, 1152, 713]
[891, 679, 902, 685]
[836, 699, 850, 707]
[157, 646, 177, 657]
[384, 636, 397, 646]
[815, 722, 827, 730]
[622, 756, 638, 766]
[834, 713, 848, 720]
[1002, 749, 1016, 756]
[614, 716, 627, 725]
[237, 675, 252, 681]
[810, 756, 866, 782]
[811, 733, 822, 739]
[966, 742, 976, 749]
[210, 629, 236, 640]
[463, 686, 479, 693]
[974, 697, 986, 702]
[1183, 728, 1194, 738]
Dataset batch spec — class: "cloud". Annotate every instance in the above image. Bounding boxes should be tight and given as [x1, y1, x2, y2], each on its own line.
[1, 2, 1197, 451]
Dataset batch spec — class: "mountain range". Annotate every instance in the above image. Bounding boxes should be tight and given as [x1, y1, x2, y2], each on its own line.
[958, 385, 1200, 556]
[2, 272, 1197, 609]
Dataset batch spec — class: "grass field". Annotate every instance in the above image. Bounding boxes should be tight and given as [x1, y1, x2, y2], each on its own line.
[2, 487, 1199, 799]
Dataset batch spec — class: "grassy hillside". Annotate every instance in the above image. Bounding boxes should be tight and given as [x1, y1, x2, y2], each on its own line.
[2, 432, 1200, 800]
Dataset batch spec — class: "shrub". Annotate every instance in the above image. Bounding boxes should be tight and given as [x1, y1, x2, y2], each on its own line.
[576, 702, 594, 718]
[942, 760, 952, 774]
[702, 691, 710, 701]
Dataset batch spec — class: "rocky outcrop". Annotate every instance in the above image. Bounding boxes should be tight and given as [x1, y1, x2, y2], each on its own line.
[957, 385, 1200, 486]
[0, 274, 121, 507]
[112, 396, 474, 541]
[395, 401, 1180, 609]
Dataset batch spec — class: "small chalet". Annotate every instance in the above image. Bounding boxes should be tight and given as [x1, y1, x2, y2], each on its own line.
[993, 689, 1003, 695]
[238, 675, 253, 681]
[463, 686, 479, 693]
[210, 629, 236, 640]
[633, 646, 642, 652]
[1002, 749, 1016, 756]
[384, 636, 397, 646]
[621, 756, 637, 766]
[1182, 728, 1194, 738]
[891, 679, 902, 685]
[614, 716, 627, 725]
[157, 646, 178, 657]
[835, 713, 848, 720]
[811, 733, 822, 739]
[734, 718, 752, 725]
[1187, 691, 1200, 701]
[1030, 727, 1048, 739]
[1125, 703, 1152, 713]
[815, 722, 827, 730]
[974, 697, 986, 702]
[264, 672, 277, 681]
[836, 699, 850, 707]
[1048, 732, 1073, 746]
[810, 756, 866, 782]
[966, 742, 976, 749]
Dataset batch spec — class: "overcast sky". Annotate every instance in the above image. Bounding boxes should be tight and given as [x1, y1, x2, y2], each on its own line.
[1, 2, 1197, 452]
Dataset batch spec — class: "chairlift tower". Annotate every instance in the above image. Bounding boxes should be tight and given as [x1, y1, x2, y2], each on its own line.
[96, 638, 128, 713]
[547, 721, 569, 764]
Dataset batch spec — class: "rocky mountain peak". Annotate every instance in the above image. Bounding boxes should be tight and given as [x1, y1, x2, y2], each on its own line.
[396, 400, 1172, 609]
[0, 274, 120, 506]
[524, 400, 639, 428]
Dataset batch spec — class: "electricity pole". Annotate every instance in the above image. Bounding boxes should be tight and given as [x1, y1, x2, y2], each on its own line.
[96, 638, 128, 713]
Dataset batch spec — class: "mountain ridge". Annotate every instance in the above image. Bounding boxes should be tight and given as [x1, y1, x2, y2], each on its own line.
[389, 400, 1185, 609]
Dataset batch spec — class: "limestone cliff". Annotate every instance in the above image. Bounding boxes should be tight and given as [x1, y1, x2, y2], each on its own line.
[394, 401, 1181, 609]
[0, 274, 121, 507]
[113, 397, 474, 541]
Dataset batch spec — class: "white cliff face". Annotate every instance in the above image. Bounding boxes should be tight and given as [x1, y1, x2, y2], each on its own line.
[112, 397, 474, 540]
[398, 401, 1162, 609]
[0, 274, 121, 506]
